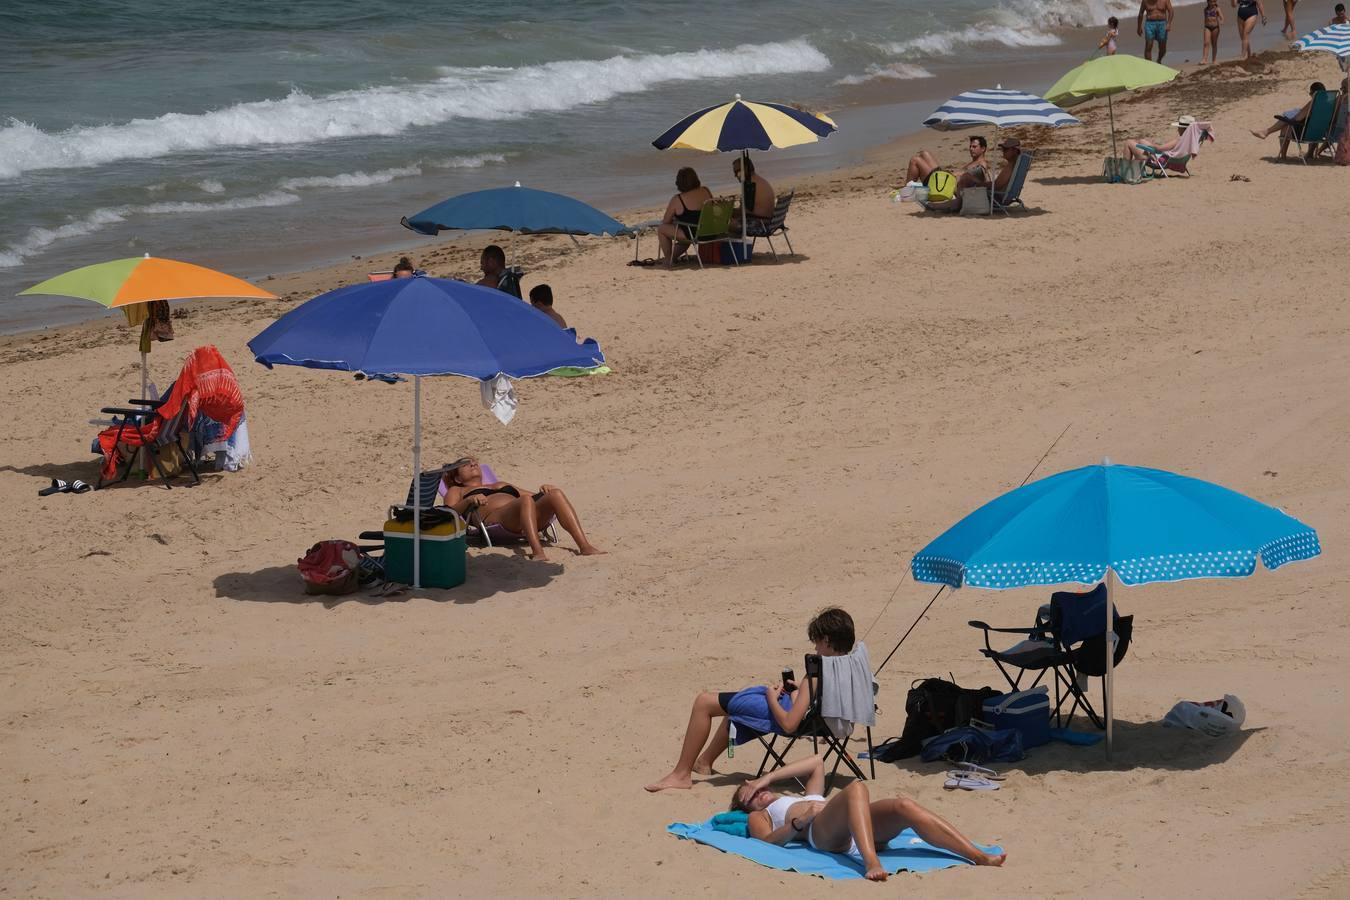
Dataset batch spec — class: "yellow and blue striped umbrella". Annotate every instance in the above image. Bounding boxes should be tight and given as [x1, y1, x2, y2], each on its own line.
[651, 94, 836, 152]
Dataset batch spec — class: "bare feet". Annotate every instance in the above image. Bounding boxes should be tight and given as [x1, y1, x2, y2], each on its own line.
[531, 549, 550, 562]
[978, 851, 1007, 867]
[864, 864, 889, 882]
[644, 772, 693, 792]
[692, 760, 714, 776]
[578, 543, 607, 556]
[1251, 128, 1267, 139]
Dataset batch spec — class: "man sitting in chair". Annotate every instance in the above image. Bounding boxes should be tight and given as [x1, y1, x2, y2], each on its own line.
[644, 608, 855, 793]
[904, 136, 992, 194]
[992, 137, 1023, 195]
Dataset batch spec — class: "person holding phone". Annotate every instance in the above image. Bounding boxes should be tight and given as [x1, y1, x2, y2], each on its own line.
[644, 608, 854, 792]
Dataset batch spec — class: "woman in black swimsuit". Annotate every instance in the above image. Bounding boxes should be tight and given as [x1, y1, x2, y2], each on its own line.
[442, 457, 604, 561]
[656, 167, 714, 269]
[1233, 0, 1266, 59]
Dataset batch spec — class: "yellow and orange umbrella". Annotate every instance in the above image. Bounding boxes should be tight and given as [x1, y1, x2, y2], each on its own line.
[21, 254, 276, 396]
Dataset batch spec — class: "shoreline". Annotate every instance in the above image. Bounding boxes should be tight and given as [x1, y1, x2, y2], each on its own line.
[1, 20, 1301, 337]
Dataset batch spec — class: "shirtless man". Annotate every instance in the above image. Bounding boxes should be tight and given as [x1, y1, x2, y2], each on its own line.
[1138, 0, 1175, 62]
[476, 244, 506, 290]
[904, 136, 991, 191]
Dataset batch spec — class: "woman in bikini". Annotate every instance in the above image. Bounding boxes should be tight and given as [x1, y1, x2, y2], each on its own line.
[732, 755, 1006, 882]
[1232, 0, 1266, 59]
[440, 457, 603, 561]
[656, 167, 714, 269]
[1203, 0, 1224, 63]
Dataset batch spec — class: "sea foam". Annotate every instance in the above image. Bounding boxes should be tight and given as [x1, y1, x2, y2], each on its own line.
[0, 40, 829, 180]
[835, 63, 935, 86]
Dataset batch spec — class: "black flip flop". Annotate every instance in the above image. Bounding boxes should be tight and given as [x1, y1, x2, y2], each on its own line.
[38, 478, 67, 497]
[69, 480, 92, 494]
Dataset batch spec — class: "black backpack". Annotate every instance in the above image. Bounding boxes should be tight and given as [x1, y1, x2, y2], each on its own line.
[874, 677, 1001, 762]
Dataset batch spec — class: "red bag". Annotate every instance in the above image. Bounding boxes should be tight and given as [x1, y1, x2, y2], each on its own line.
[297, 540, 363, 595]
[697, 242, 721, 266]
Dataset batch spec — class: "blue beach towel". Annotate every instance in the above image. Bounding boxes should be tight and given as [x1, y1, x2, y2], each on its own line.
[668, 816, 1002, 880]
[725, 686, 791, 745]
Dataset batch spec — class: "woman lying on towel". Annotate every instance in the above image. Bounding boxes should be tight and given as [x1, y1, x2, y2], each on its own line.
[732, 755, 1006, 881]
[440, 456, 604, 562]
[645, 608, 853, 793]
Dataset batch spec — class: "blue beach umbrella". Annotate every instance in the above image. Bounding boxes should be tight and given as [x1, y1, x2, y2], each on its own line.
[911, 461, 1321, 754]
[401, 183, 627, 238]
[248, 275, 604, 587]
[1294, 22, 1350, 58]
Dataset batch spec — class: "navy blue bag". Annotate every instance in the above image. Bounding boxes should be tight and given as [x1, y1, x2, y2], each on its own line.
[919, 725, 1024, 765]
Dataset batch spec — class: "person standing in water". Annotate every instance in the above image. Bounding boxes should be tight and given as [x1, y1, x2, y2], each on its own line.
[1138, 0, 1175, 62]
[1203, 0, 1225, 63]
[1281, 0, 1299, 35]
[1233, 0, 1268, 59]
[1099, 16, 1120, 54]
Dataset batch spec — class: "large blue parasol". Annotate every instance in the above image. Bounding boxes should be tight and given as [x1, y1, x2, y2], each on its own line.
[401, 183, 627, 237]
[249, 275, 604, 587]
[911, 460, 1320, 754]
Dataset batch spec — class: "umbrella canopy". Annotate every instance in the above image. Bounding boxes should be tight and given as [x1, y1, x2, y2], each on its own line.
[249, 275, 602, 380]
[912, 463, 1320, 589]
[19, 255, 276, 308]
[923, 88, 1081, 130]
[401, 184, 627, 237]
[1044, 55, 1180, 107]
[248, 275, 604, 589]
[652, 95, 837, 152]
[910, 461, 1321, 755]
[1294, 22, 1350, 57]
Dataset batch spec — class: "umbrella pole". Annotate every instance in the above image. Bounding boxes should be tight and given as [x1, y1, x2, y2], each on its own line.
[1105, 567, 1117, 759]
[413, 374, 422, 590]
[741, 150, 750, 257]
[990, 125, 997, 217]
[140, 351, 149, 400]
[1108, 94, 1119, 162]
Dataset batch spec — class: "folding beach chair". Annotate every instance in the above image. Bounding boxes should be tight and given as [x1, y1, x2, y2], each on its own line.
[1141, 124, 1214, 178]
[92, 345, 243, 490]
[401, 465, 557, 548]
[744, 190, 795, 260]
[968, 583, 1133, 729]
[496, 266, 525, 299]
[992, 151, 1034, 213]
[1278, 91, 1337, 164]
[676, 200, 735, 269]
[752, 654, 875, 795]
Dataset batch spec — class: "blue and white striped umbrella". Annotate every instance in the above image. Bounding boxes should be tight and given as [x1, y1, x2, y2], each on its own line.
[1295, 22, 1350, 57]
[923, 88, 1081, 131]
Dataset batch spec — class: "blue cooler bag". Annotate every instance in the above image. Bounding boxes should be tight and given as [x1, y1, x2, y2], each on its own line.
[981, 686, 1051, 749]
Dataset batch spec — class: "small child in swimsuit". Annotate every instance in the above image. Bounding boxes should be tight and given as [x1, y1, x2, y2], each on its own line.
[1202, 0, 1223, 63]
[1099, 16, 1120, 54]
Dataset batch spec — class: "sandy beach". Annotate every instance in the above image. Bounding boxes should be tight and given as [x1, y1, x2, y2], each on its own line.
[4, 45, 1350, 899]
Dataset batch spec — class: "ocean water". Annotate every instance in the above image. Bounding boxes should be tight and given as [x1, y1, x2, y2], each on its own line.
[1, 0, 1203, 330]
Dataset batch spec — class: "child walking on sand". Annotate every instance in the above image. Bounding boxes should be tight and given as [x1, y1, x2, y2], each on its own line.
[1099, 16, 1120, 54]
[1203, 0, 1224, 63]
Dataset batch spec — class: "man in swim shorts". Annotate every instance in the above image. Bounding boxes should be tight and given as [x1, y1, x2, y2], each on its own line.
[1138, 0, 1175, 62]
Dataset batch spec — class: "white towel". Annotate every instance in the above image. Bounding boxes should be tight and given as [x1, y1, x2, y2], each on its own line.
[820, 642, 876, 738]
[480, 374, 517, 425]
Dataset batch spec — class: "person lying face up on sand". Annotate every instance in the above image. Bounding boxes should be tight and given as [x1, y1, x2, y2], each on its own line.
[904, 136, 991, 194]
[440, 457, 604, 561]
[645, 608, 854, 793]
[732, 755, 1006, 881]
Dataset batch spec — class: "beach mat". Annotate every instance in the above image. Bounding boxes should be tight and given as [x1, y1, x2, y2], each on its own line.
[667, 817, 1001, 880]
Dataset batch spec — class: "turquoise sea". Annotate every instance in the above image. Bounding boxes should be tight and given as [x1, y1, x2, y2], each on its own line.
[1, 0, 1245, 330]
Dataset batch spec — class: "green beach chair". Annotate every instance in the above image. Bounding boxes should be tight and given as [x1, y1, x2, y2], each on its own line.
[677, 200, 735, 269]
[1277, 91, 1337, 164]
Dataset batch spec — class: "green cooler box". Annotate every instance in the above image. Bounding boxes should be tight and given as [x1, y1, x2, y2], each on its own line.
[383, 514, 467, 588]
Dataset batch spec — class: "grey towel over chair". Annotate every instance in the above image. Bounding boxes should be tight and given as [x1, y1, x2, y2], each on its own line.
[820, 642, 876, 737]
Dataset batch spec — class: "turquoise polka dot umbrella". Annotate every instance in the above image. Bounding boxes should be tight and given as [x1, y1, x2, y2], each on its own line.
[911, 460, 1321, 754]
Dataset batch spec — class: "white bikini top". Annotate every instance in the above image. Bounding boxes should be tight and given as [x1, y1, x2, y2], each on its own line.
[764, 793, 825, 832]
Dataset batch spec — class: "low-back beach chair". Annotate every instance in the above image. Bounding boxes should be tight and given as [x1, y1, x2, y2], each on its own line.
[969, 583, 1133, 729]
[1278, 91, 1337, 164]
[751, 654, 875, 795]
[677, 200, 735, 269]
[403, 465, 557, 548]
[992, 151, 1034, 213]
[745, 190, 795, 260]
[1141, 124, 1214, 178]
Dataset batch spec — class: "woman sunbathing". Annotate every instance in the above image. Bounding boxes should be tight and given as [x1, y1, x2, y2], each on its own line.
[440, 457, 603, 561]
[732, 755, 1006, 881]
